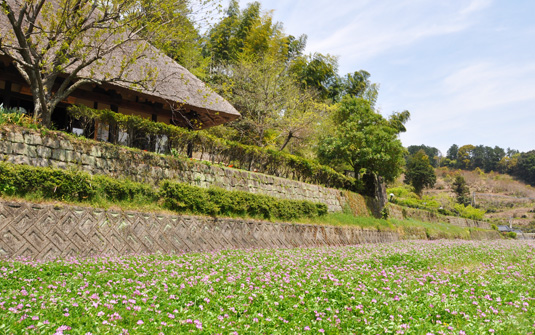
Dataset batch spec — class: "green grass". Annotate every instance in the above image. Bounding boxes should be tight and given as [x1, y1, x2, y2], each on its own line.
[390, 218, 471, 239]
[0, 240, 533, 334]
[298, 211, 393, 229]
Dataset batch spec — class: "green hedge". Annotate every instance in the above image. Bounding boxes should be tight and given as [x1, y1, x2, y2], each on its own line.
[67, 105, 357, 192]
[159, 181, 328, 221]
[0, 163, 327, 221]
[0, 163, 156, 203]
[0, 163, 95, 201]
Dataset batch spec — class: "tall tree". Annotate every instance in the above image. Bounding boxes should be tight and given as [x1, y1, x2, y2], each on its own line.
[212, 55, 324, 150]
[457, 144, 475, 170]
[317, 97, 408, 185]
[329, 70, 380, 106]
[407, 145, 441, 167]
[290, 53, 339, 100]
[205, 1, 306, 65]
[404, 150, 437, 196]
[447, 144, 459, 161]
[452, 175, 471, 206]
[131, 0, 216, 79]
[514, 151, 535, 186]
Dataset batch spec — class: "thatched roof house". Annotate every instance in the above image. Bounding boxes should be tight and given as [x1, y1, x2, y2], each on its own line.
[0, 0, 240, 130]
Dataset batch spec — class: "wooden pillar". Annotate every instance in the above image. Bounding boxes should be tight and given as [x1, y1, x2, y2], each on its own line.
[108, 104, 118, 144]
[2, 81, 12, 108]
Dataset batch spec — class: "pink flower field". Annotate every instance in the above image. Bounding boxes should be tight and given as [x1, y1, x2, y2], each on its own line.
[0, 240, 534, 334]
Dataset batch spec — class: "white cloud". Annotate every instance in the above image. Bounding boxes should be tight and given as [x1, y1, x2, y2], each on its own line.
[396, 61, 535, 152]
[297, 0, 490, 65]
[460, 0, 493, 16]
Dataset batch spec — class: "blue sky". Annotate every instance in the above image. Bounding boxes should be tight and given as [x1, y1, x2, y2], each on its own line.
[234, 0, 535, 154]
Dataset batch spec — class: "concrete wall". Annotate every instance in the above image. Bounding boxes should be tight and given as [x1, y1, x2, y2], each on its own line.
[0, 126, 360, 213]
[0, 200, 396, 260]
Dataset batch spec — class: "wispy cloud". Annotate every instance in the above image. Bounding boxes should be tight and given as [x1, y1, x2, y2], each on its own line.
[397, 61, 535, 152]
[295, 0, 492, 65]
[460, 0, 492, 16]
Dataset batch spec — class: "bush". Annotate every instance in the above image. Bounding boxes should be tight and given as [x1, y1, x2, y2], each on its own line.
[453, 204, 486, 220]
[505, 231, 517, 239]
[0, 163, 156, 203]
[0, 163, 328, 221]
[0, 163, 95, 201]
[159, 181, 328, 221]
[387, 186, 417, 199]
[92, 175, 157, 202]
[0, 105, 40, 129]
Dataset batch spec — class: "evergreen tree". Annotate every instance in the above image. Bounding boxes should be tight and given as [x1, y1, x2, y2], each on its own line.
[452, 175, 471, 206]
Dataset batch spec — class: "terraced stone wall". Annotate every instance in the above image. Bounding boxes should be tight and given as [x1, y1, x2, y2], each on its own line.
[0, 126, 365, 213]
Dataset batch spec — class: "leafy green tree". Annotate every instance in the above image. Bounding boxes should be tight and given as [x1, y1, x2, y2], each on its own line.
[404, 150, 437, 196]
[447, 144, 459, 160]
[328, 70, 380, 106]
[129, 0, 215, 78]
[317, 97, 407, 188]
[452, 175, 471, 206]
[498, 153, 520, 174]
[407, 145, 441, 167]
[483, 146, 506, 172]
[290, 53, 339, 100]
[457, 145, 475, 170]
[205, 1, 305, 65]
[212, 55, 325, 150]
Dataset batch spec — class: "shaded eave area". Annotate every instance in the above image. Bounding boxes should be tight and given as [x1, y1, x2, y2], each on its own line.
[0, 1, 240, 129]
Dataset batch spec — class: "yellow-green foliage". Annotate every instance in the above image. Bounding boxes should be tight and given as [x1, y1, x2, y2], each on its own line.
[387, 187, 441, 211]
[388, 186, 418, 199]
[0, 106, 40, 129]
[0, 162, 156, 203]
[454, 204, 486, 220]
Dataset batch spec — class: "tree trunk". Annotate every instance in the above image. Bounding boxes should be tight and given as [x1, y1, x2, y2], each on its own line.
[32, 94, 52, 128]
[279, 132, 293, 151]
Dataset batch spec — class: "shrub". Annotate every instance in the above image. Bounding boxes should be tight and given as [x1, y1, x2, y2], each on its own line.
[505, 231, 517, 239]
[92, 175, 157, 202]
[159, 181, 327, 221]
[0, 163, 156, 203]
[0, 105, 40, 129]
[0, 163, 95, 201]
[453, 204, 486, 220]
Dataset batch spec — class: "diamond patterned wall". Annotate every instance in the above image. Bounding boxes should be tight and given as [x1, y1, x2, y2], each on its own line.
[0, 201, 399, 260]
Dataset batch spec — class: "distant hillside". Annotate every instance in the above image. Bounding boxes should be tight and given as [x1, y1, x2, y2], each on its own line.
[429, 168, 535, 227]
[390, 167, 535, 230]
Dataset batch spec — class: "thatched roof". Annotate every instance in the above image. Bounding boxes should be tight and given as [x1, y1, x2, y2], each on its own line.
[0, 0, 240, 128]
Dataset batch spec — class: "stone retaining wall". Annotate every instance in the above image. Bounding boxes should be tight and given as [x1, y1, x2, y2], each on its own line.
[0, 126, 357, 213]
[0, 200, 394, 260]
